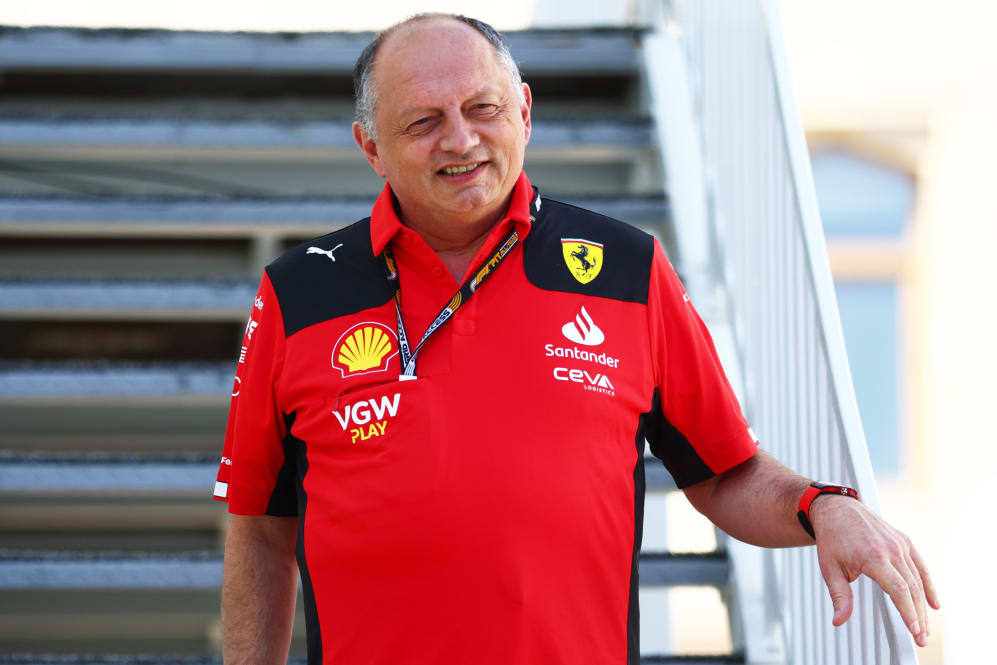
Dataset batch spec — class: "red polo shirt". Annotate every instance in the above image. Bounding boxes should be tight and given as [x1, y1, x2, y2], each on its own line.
[214, 172, 757, 665]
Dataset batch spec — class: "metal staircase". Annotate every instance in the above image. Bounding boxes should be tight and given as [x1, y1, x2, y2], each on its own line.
[0, 3, 915, 664]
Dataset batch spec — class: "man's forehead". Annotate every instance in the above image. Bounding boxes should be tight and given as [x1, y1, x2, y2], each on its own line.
[376, 19, 502, 78]
[381, 17, 484, 54]
[374, 20, 511, 111]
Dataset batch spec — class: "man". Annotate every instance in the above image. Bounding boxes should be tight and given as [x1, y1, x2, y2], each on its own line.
[214, 14, 938, 664]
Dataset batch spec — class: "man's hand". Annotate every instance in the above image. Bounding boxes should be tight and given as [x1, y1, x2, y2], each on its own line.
[683, 451, 940, 647]
[810, 495, 940, 647]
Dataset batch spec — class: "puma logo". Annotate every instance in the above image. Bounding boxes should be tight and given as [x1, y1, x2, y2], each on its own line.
[307, 244, 344, 262]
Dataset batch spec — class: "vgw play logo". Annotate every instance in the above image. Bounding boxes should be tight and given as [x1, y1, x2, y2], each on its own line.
[332, 393, 401, 444]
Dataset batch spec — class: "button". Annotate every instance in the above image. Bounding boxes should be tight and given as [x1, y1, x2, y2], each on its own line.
[431, 266, 444, 277]
[400, 233, 412, 244]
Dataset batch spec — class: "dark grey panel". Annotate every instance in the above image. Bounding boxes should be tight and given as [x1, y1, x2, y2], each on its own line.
[0, 195, 666, 227]
[0, 28, 642, 73]
[0, 551, 726, 589]
[0, 362, 233, 397]
[0, 280, 255, 314]
[0, 456, 217, 493]
[0, 118, 652, 151]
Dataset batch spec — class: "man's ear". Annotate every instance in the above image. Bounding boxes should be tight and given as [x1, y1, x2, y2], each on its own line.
[353, 122, 388, 179]
[520, 83, 533, 145]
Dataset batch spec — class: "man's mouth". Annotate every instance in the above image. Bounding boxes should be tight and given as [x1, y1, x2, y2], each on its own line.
[439, 162, 484, 176]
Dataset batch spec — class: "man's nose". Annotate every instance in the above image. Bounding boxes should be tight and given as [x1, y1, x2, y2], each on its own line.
[438, 112, 480, 155]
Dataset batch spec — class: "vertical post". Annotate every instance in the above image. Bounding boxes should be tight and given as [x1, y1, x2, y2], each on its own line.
[250, 232, 281, 277]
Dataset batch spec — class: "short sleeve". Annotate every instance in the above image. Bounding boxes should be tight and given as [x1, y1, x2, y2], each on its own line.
[645, 240, 758, 488]
[212, 269, 296, 516]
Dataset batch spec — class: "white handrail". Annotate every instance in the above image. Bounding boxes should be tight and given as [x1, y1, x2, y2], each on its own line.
[655, 1, 919, 663]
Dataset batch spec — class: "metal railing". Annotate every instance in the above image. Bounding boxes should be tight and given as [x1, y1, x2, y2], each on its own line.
[653, 1, 919, 663]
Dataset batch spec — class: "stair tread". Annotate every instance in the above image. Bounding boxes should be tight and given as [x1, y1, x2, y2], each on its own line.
[0, 451, 677, 492]
[0, 362, 233, 398]
[0, 117, 652, 151]
[0, 550, 726, 589]
[0, 452, 218, 492]
[0, 195, 668, 226]
[0, 27, 644, 73]
[0, 280, 255, 314]
[0, 655, 744, 665]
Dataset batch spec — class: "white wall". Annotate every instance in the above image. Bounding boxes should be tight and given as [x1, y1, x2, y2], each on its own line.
[782, 3, 997, 662]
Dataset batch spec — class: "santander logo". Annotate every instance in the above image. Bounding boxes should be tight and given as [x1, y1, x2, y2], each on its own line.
[561, 306, 605, 346]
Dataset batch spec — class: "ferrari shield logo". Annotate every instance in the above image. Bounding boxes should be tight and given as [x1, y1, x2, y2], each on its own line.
[561, 238, 603, 284]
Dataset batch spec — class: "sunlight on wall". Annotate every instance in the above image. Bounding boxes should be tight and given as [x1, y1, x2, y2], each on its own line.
[0, 0, 537, 31]
[783, 2, 997, 662]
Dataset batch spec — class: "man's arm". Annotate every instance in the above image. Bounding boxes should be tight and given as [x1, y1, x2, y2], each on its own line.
[683, 451, 940, 647]
[222, 514, 299, 664]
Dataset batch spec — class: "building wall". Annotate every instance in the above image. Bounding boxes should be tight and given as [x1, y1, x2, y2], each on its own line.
[782, 3, 997, 662]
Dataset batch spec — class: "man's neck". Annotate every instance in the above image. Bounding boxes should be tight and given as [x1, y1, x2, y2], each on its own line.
[408, 222, 494, 281]
[395, 196, 512, 281]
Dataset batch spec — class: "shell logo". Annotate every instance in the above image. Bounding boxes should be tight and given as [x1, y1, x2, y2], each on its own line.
[331, 322, 399, 378]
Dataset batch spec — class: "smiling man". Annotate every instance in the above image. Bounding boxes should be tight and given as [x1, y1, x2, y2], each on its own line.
[351, 16, 532, 280]
[214, 14, 937, 665]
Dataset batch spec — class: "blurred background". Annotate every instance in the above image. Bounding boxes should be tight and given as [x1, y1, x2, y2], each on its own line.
[1, 1, 993, 664]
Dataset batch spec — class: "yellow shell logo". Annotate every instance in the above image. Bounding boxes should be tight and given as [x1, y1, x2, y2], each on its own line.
[331, 322, 398, 377]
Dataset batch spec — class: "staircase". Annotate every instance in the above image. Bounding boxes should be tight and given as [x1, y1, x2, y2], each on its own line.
[0, 22, 733, 664]
[0, 4, 915, 664]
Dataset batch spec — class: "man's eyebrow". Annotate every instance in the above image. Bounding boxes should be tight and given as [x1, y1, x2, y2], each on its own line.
[397, 106, 437, 118]
[397, 88, 506, 117]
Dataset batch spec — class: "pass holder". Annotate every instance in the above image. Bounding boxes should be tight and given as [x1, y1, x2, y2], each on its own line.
[382, 229, 520, 379]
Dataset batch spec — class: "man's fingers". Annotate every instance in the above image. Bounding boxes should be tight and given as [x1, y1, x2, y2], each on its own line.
[901, 550, 928, 646]
[869, 561, 920, 637]
[821, 564, 854, 626]
[910, 544, 941, 611]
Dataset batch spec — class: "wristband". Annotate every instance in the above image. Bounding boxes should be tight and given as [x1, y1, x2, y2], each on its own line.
[797, 481, 859, 539]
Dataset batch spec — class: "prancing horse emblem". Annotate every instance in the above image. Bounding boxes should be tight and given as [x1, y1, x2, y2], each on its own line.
[307, 244, 343, 262]
[560, 238, 604, 285]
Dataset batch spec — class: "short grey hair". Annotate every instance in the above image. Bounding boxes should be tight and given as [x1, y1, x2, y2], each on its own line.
[353, 13, 524, 141]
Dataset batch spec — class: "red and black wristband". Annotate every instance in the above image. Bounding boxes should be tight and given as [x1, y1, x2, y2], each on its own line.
[797, 481, 860, 539]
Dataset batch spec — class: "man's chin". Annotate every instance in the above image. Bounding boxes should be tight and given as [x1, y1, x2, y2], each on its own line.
[435, 184, 500, 214]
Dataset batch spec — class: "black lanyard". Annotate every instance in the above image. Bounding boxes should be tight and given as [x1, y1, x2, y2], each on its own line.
[382, 229, 520, 378]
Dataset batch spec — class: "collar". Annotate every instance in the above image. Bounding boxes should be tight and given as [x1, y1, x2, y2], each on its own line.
[369, 171, 536, 256]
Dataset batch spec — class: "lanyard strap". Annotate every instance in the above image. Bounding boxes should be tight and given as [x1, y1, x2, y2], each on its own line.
[382, 230, 519, 377]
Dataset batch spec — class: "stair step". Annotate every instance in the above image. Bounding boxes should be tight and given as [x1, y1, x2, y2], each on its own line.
[0, 362, 233, 399]
[0, 118, 652, 159]
[0, 453, 217, 493]
[640, 553, 729, 587]
[0, 452, 677, 493]
[0, 551, 724, 589]
[645, 463, 678, 491]
[641, 657, 745, 664]
[0, 656, 744, 665]
[0, 27, 642, 74]
[0, 551, 222, 589]
[0, 280, 254, 319]
[0, 195, 669, 235]
[0, 465, 672, 496]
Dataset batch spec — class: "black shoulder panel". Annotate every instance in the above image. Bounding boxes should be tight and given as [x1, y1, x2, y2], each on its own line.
[523, 197, 653, 304]
[266, 219, 393, 338]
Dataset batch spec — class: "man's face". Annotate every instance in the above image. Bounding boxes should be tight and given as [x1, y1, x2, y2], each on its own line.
[353, 20, 532, 230]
